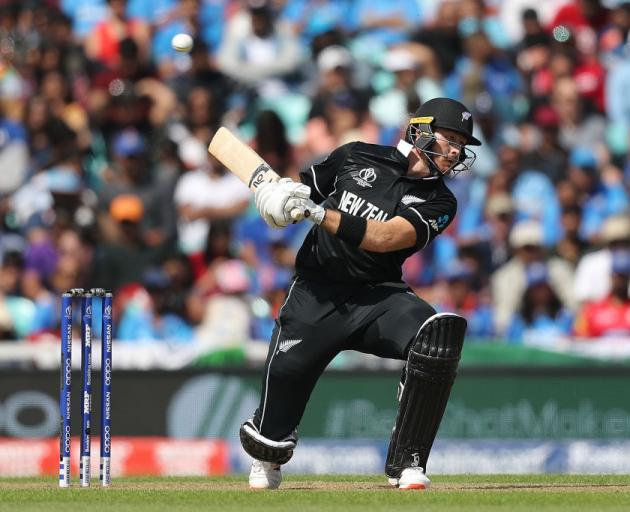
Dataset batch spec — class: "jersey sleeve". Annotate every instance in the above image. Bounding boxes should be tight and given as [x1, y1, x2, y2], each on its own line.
[299, 143, 354, 203]
[397, 191, 457, 249]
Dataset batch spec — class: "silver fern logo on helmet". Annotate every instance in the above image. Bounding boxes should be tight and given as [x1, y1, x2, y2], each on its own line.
[461, 112, 471, 121]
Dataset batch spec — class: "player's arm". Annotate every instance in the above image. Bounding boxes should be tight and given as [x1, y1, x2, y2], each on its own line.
[318, 210, 417, 252]
[304, 192, 457, 252]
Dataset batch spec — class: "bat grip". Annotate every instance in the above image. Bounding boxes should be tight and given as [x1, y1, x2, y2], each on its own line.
[290, 208, 311, 221]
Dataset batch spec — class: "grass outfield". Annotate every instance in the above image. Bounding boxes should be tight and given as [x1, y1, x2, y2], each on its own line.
[2, 475, 630, 511]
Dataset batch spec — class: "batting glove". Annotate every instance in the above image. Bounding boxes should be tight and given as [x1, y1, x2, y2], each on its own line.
[289, 198, 326, 225]
[254, 179, 312, 228]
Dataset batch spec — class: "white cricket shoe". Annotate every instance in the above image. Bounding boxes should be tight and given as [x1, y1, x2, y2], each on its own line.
[388, 468, 431, 490]
[249, 460, 282, 490]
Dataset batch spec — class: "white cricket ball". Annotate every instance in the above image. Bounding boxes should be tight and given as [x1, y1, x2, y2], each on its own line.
[171, 33, 193, 53]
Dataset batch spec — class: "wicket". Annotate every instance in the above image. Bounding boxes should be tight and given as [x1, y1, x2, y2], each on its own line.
[59, 288, 113, 488]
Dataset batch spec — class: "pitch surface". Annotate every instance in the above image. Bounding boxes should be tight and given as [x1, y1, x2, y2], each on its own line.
[2, 475, 630, 511]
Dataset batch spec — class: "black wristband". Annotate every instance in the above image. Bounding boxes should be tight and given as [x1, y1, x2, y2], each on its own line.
[336, 212, 367, 246]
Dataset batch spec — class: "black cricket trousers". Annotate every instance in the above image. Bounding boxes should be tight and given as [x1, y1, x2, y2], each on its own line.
[252, 276, 436, 440]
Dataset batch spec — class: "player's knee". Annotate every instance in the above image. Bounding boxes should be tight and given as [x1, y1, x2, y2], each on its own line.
[239, 420, 297, 465]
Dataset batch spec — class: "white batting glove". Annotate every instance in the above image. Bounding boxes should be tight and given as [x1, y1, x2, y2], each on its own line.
[277, 177, 310, 197]
[288, 198, 326, 225]
[254, 179, 312, 228]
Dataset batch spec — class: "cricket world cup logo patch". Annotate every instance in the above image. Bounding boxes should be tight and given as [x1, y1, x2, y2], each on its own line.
[352, 168, 376, 188]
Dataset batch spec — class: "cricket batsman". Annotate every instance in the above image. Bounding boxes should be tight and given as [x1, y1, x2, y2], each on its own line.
[242, 98, 481, 490]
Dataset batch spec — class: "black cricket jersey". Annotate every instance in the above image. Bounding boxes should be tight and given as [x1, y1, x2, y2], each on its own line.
[297, 140, 457, 284]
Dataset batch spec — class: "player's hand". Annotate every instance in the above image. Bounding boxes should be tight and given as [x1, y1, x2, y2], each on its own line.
[288, 198, 325, 225]
[277, 177, 311, 198]
[255, 179, 311, 228]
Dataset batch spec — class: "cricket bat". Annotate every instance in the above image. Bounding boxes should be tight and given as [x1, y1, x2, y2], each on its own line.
[208, 127, 309, 220]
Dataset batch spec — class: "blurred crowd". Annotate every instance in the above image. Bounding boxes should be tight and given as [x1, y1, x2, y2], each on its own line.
[0, 0, 629, 355]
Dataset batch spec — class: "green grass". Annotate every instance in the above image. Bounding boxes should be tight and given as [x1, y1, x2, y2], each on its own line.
[2, 475, 630, 511]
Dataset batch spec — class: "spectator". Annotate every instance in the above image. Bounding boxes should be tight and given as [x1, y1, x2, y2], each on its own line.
[491, 219, 575, 336]
[194, 258, 252, 356]
[457, 0, 511, 50]
[0, 250, 28, 339]
[520, 105, 567, 184]
[0, 251, 24, 297]
[180, 86, 221, 143]
[308, 45, 369, 122]
[117, 266, 194, 343]
[369, 47, 443, 138]
[43, 109, 84, 165]
[445, 30, 525, 124]
[303, 89, 379, 158]
[173, 136, 249, 256]
[56, 228, 96, 291]
[0, 293, 16, 340]
[217, 0, 302, 98]
[187, 220, 241, 330]
[252, 110, 299, 181]
[574, 249, 630, 338]
[548, 0, 611, 34]
[169, 39, 230, 116]
[347, 0, 423, 51]
[412, 0, 462, 76]
[506, 262, 574, 345]
[550, 76, 607, 154]
[61, 0, 108, 39]
[573, 26, 606, 113]
[85, 0, 151, 69]
[152, 0, 226, 79]
[0, 13, 28, 122]
[511, 161, 562, 246]
[599, 3, 630, 63]
[605, 38, 630, 156]
[434, 260, 494, 339]
[498, 3, 564, 47]
[573, 214, 630, 304]
[281, 0, 351, 46]
[514, 8, 551, 59]
[94, 193, 169, 293]
[565, 147, 629, 242]
[554, 204, 587, 267]
[0, 109, 29, 196]
[464, 192, 516, 274]
[99, 128, 176, 248]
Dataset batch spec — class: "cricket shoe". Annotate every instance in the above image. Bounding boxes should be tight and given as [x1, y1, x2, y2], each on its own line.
[249, 459, 282, 490]
[388, 468, 431, 490]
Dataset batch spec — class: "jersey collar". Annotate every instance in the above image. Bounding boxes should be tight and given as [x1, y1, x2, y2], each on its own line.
[396, 139, 413, 157]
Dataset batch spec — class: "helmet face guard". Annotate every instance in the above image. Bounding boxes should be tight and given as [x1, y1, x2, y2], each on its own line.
[406, 116, 477, 177]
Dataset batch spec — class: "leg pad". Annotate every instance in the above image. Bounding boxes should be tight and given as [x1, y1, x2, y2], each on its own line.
[385, 313, 467, 478]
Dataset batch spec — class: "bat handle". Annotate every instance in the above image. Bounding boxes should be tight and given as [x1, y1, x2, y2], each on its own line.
[290, 208, 311, 222]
